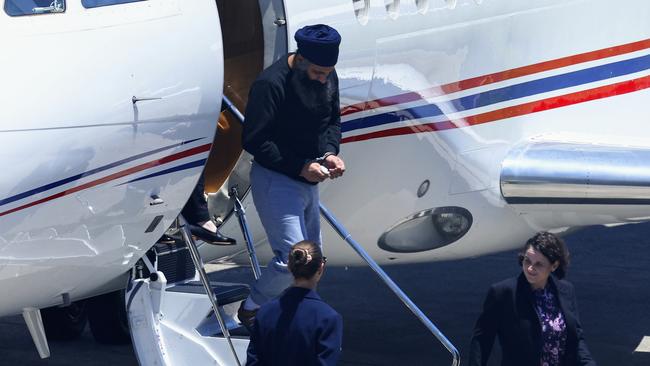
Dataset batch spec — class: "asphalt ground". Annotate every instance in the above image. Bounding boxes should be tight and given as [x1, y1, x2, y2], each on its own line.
[1, 222, 649, 365]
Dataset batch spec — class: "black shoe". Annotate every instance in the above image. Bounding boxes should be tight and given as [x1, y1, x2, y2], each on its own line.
[237, 303, 257, 332]
[188, 224, 236, 246]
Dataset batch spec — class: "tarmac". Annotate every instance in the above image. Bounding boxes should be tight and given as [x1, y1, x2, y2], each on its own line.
[1, 222, 649, 365]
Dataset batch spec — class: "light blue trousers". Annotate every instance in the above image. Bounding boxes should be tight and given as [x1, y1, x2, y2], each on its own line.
[248, 162, 321, 306]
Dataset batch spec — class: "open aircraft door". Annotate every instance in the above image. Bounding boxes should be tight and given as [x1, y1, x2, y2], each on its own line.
[199, 0, 288, 263]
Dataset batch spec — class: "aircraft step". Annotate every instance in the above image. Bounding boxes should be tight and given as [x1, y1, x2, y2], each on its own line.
[167, 273, 250, 339]
[126, 272, 250, 365]
[165, 278, 249, 338]
[167, 280, 248, 307]
[127, 212, 252, 365]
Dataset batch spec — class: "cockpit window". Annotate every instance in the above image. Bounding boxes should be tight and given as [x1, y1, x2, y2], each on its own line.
[82, 0, 145, 8]
[5, 0, 65, 16]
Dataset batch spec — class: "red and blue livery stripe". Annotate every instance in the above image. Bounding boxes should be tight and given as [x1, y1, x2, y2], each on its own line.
[0, 139, 211, 218]
[341, 38, 650, 143]
[119, 158, 208, 185]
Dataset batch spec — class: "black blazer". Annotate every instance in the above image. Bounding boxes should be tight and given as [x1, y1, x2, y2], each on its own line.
[469, 273, 596, 366]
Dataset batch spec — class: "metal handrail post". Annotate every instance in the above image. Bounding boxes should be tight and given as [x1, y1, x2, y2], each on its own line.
[319, 204, 461, 366]
[230, 186, 262, 280]
[222, 95, 245, 123]
[178, 215, 242, 366]
[221, 97, 263, 280]
[221, 94, 459, 363]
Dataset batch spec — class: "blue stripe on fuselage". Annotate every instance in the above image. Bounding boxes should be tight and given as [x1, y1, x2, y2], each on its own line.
[119, 158, 207, 185]
[342, 53, 650, 133]
[0, 138, 204, 207]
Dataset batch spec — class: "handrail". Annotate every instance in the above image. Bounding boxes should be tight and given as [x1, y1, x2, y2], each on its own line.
[319, 204, 461, 366]
[230, 186, 262, 280]
[178, 216, 242, 366]
[222, 94, 460, 364]
[222, 95, 245, 123]
[222, 96, 262, 281]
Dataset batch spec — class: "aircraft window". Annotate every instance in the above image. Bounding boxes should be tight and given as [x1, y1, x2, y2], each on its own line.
[352, 0, 370, 25]
[4, 0, 65, 16]
[82, 0, 145, 8]
[385, 0, 399, 19]
[415, 0, 428, 13]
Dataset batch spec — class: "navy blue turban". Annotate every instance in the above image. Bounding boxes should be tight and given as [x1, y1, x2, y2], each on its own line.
[294, 24, 341, 67]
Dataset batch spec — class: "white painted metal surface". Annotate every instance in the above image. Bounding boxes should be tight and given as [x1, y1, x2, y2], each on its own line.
[126, 272, 248, 365]
[202, 0, 650, 266]
[0, 0, 223, 317]
[634, 336, 650, 353]
[2, 1, 650, 353]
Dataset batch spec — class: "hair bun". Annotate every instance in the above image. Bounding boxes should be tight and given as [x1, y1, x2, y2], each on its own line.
[292, 248, 311, 265]
[287, 241, 323, 280]
[291, 248, 307, 265]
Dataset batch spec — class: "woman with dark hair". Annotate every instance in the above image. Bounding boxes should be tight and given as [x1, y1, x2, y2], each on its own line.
[246, 240, 342, 365]
[469, 232, 596, 366]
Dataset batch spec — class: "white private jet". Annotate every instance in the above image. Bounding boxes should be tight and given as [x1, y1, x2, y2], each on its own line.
[2, 0, 650, 364]
[1, 0, 223, 352]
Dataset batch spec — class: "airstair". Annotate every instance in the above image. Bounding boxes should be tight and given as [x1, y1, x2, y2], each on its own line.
[125, 97, 460, 366]
[125, 215, 249, 365]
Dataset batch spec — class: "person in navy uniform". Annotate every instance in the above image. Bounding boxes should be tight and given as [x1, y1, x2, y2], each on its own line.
[246, 240, 342, 366]
[238, 24, 345, 326]
[469, 232, 596, 366]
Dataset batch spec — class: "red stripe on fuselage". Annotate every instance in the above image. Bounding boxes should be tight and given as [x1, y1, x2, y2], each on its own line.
[0, 144, 212, 218]
[341, 74, 650, 143]
[341, 38, 650, 116]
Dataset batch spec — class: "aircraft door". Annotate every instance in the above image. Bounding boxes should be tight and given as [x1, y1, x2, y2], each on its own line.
[202, 0, 288, 225]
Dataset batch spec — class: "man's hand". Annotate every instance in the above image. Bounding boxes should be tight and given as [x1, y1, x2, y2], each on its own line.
[300, 162, 330, 183]
[324, 155, 345, 179]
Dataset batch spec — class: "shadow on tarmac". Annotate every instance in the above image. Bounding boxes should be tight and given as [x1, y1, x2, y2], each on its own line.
[1, 223, 649, 365]
[318, 222, 650, 365]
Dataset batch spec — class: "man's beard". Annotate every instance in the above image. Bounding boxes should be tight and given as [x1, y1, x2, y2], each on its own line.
[290, 62, 334, 117]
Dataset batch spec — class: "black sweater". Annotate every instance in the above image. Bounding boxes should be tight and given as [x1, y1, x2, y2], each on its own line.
[242, 55, 341, 184]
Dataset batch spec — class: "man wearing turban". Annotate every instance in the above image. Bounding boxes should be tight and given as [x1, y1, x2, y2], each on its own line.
[239, 24, 344, 328]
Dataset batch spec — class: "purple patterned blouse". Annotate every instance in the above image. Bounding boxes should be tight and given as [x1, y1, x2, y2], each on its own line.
[532, 285, 567, 366]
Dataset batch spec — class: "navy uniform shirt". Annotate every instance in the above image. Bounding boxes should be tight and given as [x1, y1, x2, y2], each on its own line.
[242, 54, 341, 185]
[246, 287, 343, 366]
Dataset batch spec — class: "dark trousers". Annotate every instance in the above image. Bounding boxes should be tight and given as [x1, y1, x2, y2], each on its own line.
[181, 175, 210, 225]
